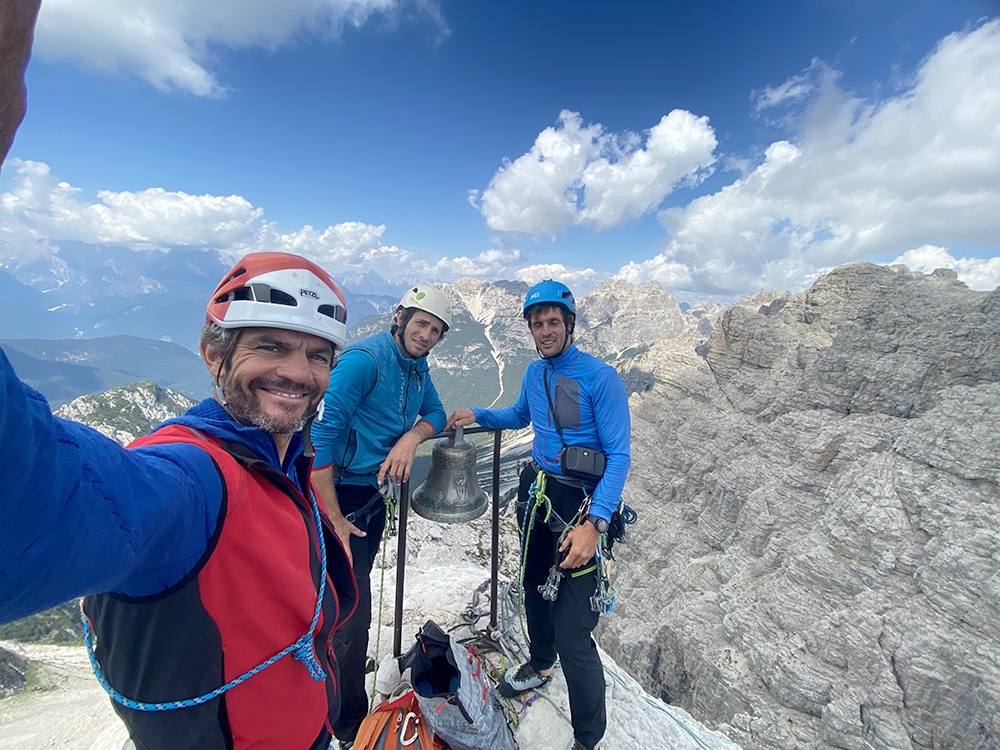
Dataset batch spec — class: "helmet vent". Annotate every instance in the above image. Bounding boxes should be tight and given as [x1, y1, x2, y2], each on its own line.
[319, 304, 348, 323]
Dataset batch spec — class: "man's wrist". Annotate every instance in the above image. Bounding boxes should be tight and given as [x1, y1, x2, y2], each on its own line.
[583, 513, 609, 534]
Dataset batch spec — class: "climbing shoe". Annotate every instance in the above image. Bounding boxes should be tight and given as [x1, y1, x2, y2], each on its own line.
[497, 662, 550, 698]
[365, 656, 375, 674]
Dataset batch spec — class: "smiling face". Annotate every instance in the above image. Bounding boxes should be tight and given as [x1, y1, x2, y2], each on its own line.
[394, 309, 445, 359]
[202, 327, 334, 440]
[527, 304, 573, 358]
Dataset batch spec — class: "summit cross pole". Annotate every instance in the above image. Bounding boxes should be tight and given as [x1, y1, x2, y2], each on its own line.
[391, 427, 503, 657]
[490, 428, 501, 629]
[393, 478, 410, 657]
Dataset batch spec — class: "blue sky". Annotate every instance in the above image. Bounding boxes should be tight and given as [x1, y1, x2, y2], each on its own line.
[2, 0, 998, 301]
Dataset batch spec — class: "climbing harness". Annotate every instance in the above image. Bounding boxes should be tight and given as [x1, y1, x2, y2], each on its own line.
[83, 485, 329, 712]
[345, 482, 393, 526]
[518, 468, 621, 615]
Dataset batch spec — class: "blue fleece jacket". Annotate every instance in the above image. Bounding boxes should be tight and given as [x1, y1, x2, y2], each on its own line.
[0, 346, 313, 624]
[471, 343, 631, 522]
[311, 331, 446, 486]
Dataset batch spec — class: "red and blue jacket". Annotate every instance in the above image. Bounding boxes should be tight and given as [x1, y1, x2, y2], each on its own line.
[0, 347, 357, 749]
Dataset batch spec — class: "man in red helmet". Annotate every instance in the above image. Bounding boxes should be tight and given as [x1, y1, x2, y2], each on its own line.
[311, 284, 453, 747]
[0, 252, 358, 750]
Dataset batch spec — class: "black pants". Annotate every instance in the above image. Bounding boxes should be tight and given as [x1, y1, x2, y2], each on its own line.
[330, 483, 387, 743]
[517, 465, 606, 750]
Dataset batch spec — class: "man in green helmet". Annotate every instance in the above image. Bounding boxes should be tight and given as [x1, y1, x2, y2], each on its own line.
[311, 284, 453, 748]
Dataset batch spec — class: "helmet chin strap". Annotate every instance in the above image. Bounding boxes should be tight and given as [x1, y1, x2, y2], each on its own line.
[213, 359, 230, 407]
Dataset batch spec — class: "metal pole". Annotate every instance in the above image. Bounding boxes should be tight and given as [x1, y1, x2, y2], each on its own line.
[393, 478, 409, 657]
[390, 427, 502, 654]
[490, 429, 501, 629]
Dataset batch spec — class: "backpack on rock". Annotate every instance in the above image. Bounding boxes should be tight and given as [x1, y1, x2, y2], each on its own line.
[352, 689, 442, 750]
[399, 620, 518, 750]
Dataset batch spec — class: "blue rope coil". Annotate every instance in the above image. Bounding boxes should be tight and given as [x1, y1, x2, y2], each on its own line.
[83, 487, 329, 711]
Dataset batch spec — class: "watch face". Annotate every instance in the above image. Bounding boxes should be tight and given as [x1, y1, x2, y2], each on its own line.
[588, 515, 608, 533]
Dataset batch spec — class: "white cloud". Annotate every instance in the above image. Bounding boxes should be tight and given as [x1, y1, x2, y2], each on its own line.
[422, 247, 525, 280]
[479, 109, 716, 237]
[33, 0, 445, 96]
[0, 159, 262, 246]
[890, 245, 1000, 291]
[620, 19, 1000, 296]
[0, 159, 411, 277]
[0, 159, 553, 289]
[751, 59, 822, 113]
[515, 263, 601, 290]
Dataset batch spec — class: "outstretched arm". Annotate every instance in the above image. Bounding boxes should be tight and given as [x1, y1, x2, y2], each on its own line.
[0, 348, 222, 624]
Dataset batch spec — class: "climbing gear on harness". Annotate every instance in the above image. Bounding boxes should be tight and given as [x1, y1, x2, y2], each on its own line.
[590, 535, 616, 615]
[497, 661, 551, 699]
[519, 466, 624, 617]
[538, 565, 564, 602]
[605, 502, 637, 554]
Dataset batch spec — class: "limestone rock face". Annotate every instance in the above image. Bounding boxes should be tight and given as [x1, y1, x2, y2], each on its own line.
[55, 381, 196, 446]
[576, 278, 691, 359]
[600, 262, 1000, 750]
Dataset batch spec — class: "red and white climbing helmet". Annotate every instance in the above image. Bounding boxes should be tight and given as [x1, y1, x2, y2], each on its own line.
[206, 252, 348, 350]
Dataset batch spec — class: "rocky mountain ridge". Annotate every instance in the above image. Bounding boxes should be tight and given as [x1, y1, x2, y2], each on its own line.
[54, 381, 197, 446]
[3, 259, 996, 750]
[601, 262, 999, 750]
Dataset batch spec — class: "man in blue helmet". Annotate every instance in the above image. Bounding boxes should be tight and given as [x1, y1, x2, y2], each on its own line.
[311, 284, 452, 748]
[447, 280, 631, 750]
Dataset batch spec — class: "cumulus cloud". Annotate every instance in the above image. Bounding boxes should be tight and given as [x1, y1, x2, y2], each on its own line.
[421, 246, 526, 280]
[0, 159, 558, 288]
[33, 0, 446, 96]
[0, 158, 415, 278]
[891, 245, 1000, 291]
[515, 263, 601, 289]
[0, 159, 262, 246]
[478, 109, 716, 237]
[619, 19, 1000, 295]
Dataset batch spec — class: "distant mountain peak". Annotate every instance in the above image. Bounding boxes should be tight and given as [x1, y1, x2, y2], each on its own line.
[54, 381, 197, 446]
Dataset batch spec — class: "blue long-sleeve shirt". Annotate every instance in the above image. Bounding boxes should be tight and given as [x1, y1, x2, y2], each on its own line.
[472, 343, 631, 522]
[0, 346, 312, 624]
[312, 331, 446, 486]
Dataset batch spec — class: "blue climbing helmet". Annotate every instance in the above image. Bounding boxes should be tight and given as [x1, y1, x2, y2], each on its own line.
[523, 280, 575, 319]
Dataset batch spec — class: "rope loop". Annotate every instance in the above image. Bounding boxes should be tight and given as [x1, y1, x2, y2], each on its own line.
[84, 479, 330, 710]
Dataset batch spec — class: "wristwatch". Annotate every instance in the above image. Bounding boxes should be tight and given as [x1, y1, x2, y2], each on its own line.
[584, 513, 609, 534]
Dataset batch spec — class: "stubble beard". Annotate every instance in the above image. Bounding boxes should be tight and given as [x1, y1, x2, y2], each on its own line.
[223, 375, 320, 435]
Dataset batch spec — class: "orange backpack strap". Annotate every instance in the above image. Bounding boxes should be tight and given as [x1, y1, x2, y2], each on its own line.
[352, 690, 443, 750]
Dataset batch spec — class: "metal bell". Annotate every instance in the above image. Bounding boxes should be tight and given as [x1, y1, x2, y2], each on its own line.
[411, 426, 489, 523]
